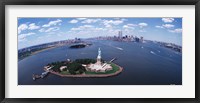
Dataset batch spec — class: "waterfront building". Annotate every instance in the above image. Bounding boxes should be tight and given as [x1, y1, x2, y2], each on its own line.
[135, 36, 140, 42]
[60, 66, 67, 71]
[118, 31, 123, 39]
[140, 36, 144, 43]
[87, 48, 112, 72]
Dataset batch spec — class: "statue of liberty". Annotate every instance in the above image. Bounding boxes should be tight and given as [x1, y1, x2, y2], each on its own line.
[97, 48, 101, 59]
[96, 48, 102, 65]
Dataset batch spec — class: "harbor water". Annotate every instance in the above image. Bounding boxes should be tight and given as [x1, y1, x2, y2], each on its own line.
[18, 40, 182, 85]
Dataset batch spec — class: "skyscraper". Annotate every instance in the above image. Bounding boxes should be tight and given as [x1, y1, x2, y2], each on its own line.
[118, 31, 122, 39]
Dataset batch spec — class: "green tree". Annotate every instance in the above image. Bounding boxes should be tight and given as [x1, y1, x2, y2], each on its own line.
[67, 62, 86, 75]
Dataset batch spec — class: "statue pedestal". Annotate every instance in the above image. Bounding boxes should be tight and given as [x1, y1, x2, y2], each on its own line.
[96, 59, 102, 65]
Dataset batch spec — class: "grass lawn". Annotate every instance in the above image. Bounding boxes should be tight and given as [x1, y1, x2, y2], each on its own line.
[60, 71, 70, 75]
[85, 63, 120, 74]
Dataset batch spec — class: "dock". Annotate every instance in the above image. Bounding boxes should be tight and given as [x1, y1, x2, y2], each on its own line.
[109, 58, 117, 63]
[32, 71, 49, 80]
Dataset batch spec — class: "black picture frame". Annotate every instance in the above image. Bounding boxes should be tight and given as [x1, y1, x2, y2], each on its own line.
[0, 0, 199, 103]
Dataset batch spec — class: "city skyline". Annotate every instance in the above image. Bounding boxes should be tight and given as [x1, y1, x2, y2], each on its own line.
[18, 17, 182, 49]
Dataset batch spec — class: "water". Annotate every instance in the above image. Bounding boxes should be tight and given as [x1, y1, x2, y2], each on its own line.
[18, 40, 182, 85]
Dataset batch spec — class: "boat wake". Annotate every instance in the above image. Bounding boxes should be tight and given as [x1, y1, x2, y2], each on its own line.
[115, 47, 123, 50]
[150, 51, 156, 55]
[149, 50, 179, 64]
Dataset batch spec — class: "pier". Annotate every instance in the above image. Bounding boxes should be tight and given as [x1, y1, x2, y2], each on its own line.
[32, 71, 49, 80]
[109, 58, 117, 63]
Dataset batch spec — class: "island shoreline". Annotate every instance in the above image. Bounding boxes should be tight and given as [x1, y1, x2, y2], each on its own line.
[44, 63, 123, 78]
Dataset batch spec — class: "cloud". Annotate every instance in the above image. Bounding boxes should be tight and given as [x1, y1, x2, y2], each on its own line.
[81, 19, 101, 23]
[168, 28, 182, 33]
[28, 23, 40, 30]
[102, 19, 125, 29]
[45, 27, 60, 32]
[69, 19, 78, 23]
[70, 25, 106, 37]
[123, 24, 137, 34]
[71, 25, 94, 31]
[18, 32, 35, 42]
[42, 19, 62, 27]
[156, 25, 181, 33]
[68, 19, 129, 38]
[95, 28, 104, 31]
[18, 24, 28, 34]
[155, 24, 174, 29]
[126, 24, 137, 27]
[77, 18, 87, 20]
[162, 24, 174, 28]
[81, 25, 94, 28]
[103, 19, 124, 26]
[155, 25, 164, 29]
[123, 24, 136, 29]
[39, 28, 45, 32]
[162, 18, 174, 23]
[105, 24, 112, 28]
[39, 27, 60, 32]
[138, 23, 148, 28]
[18, 23, 40, 34]
[71, 28, 82, 31]
[123, 25, 129, 28]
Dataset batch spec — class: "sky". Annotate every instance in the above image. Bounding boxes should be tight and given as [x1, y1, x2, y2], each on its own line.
[18, 17, 182, 49]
